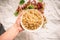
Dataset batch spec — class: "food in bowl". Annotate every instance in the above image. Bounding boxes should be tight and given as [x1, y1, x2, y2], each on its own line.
[21, 9, 43, 30]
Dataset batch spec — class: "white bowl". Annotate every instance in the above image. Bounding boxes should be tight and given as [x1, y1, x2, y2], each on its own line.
[21, 10, 44, 32]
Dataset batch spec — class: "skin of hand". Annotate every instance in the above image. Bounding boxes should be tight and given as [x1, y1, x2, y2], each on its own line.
[14, 12, 23, 32]
[0, 12, 23, 40]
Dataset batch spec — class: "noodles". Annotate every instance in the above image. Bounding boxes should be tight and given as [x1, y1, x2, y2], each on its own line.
[22, 9, 43, 30]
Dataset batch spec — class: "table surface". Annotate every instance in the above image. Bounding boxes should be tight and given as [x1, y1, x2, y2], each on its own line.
[0, 0, 60, 40]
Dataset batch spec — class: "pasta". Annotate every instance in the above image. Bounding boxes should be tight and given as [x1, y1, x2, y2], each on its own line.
[22, 9, 43, 30]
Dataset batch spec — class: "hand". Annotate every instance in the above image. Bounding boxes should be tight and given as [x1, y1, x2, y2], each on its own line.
[13, 12, 23, 32]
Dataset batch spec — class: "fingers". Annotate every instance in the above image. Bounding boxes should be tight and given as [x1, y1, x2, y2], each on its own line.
[14, 23, 23, 32]
[16, 10, 25, 24]
[15, 21, 24, 32]
[18, 24, 24, 32]
[17, 10, 25, 18]
[16, 11, 23, 24]
[15, 11, 25, 31]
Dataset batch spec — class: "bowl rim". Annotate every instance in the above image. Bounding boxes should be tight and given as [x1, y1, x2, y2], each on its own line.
[20, 9, 44, 32]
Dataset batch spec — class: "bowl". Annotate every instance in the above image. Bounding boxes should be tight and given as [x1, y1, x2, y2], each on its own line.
[21, 9, 44, 32]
